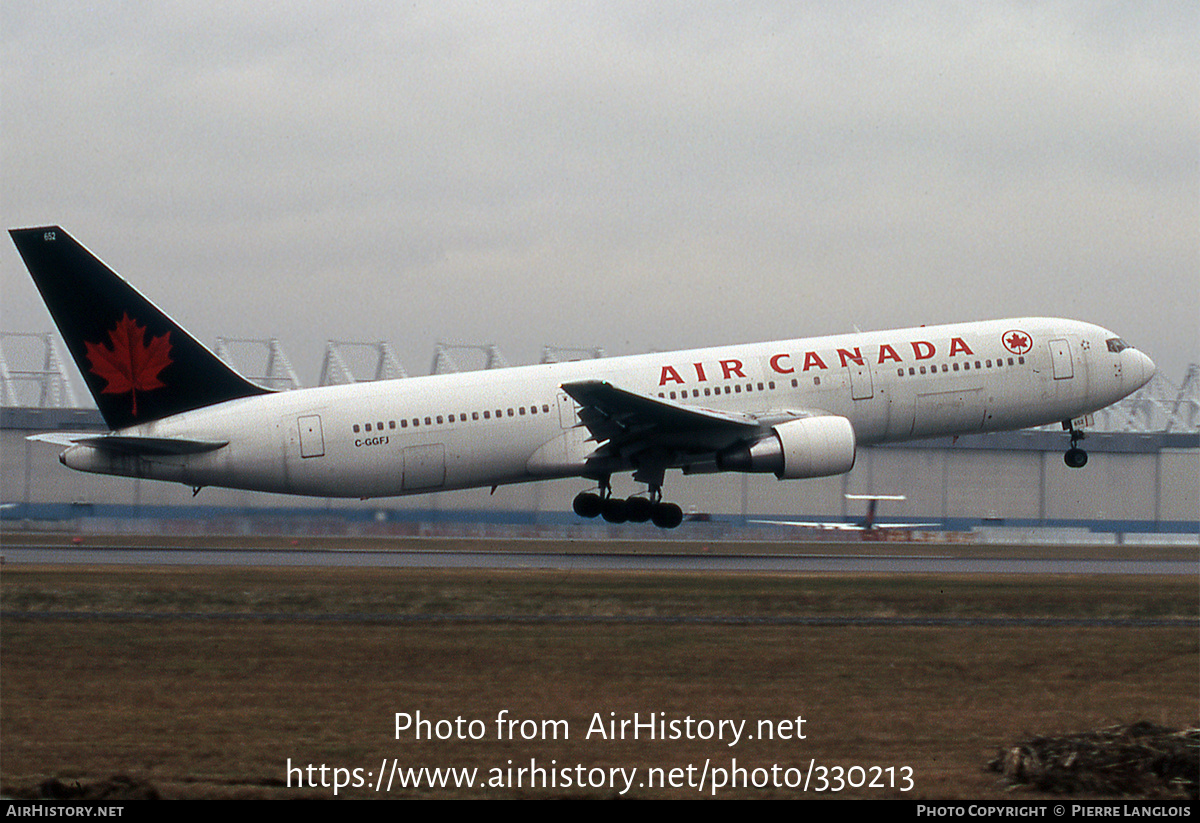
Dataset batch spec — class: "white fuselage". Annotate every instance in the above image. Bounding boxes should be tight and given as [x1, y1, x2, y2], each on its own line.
[61, 317, 1155, 497]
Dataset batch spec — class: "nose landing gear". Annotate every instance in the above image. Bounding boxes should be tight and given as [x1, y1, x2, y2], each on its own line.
[1062, 419, 1088, 468]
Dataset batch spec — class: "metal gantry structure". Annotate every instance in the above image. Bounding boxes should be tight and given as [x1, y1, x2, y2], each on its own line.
[430, 343, 510, 375]
[319, 340, 408, 386]
[1079, 366, 1199, 433]
[0, 332, 79, 407]
[540, 345, 606, 364]
[214, 337, 303, 391]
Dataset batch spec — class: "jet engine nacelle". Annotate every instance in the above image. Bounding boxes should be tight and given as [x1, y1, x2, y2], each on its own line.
[717, 415, 857, 479]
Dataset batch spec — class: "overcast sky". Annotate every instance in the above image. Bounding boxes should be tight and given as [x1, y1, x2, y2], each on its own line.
[3, 2, 1196, 389]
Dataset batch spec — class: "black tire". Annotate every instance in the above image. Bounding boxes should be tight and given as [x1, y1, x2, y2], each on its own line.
[601, 497, 629, 523]
[573, 492, 602, 518]
[651, 502, 684, 529]
[1064, 448, 1088, 468]
[625, 497, 653, 523]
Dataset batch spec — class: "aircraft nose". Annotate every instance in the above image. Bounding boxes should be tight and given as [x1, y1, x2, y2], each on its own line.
[1130, 349, 1155, 390]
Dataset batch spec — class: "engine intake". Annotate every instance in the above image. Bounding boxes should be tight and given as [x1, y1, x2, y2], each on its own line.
[717, 416, 856, 479]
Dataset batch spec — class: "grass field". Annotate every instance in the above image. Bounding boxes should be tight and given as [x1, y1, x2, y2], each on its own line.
[1, 555, 1196, 799]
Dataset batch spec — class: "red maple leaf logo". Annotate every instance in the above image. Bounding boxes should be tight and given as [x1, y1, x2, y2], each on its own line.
[84, 313, 173, 418]
[1002, 330, 1032, 355]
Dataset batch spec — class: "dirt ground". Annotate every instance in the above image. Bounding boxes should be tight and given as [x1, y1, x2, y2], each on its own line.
[1, 556, 1196, 799]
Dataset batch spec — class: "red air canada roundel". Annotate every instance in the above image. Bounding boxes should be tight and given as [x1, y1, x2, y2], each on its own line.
[84, 313, 173, 418]
[1002, 330, 1032, 355]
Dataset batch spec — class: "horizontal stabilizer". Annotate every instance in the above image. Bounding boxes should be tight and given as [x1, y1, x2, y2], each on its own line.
[28, 432, 228, 455]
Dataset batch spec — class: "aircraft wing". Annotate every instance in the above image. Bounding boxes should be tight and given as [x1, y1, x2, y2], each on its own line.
[750, 519, 867, 531]
[560, 379, 764, 456]
[750, 519, 940, 531]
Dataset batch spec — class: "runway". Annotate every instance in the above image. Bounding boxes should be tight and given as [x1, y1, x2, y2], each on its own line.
[3, 544, 1195, 575]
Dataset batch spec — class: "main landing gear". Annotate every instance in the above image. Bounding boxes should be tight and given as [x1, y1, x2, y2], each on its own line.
[573, 476, 684, 529]
[1063, 419, 1088, 468]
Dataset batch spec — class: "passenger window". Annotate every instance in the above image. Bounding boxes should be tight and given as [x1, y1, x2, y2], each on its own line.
[425, 417, 432, 426]
[401, 420, 407, 428]
[953, 363, 959, 371]
[436, 416, 443, 424]
[353, 424, 360, 433]
[519, 407, 525, 415]
[389, 420, 396, 429]
[377, 421, 383, 430]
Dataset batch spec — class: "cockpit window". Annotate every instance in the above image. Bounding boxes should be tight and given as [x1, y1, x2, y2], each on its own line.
[1106, 338, 1131, 353]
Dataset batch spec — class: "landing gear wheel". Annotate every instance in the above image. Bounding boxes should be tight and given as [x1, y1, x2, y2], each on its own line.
[651, 502, 684, 529]
[573, 492, 602, 518]
[572, 475, 682, 528]
[625, 497, 653, 523]
[1062, 420, 1088, 469]
[601, 496, 629, 523]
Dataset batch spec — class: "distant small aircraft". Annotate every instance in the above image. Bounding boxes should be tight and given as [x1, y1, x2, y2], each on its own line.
[752, 494, 940, 532]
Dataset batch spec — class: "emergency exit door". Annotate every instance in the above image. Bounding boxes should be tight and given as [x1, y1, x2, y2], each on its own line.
[298, 415, 325, 458]
[1049, 339, 1074, 380]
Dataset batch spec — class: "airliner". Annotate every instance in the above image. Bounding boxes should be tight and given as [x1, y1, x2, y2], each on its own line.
[10, 227, 1155, 529]
[753, 495, 940, 532]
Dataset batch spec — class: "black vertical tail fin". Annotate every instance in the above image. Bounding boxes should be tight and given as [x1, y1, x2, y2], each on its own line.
[861, 498, 878, 530]
[9, 226, 270, 430]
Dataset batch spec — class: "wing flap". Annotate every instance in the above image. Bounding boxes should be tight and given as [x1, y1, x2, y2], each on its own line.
[560, 379, 759, 446]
